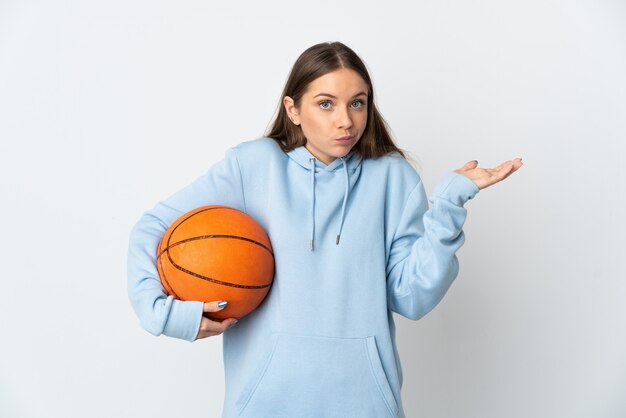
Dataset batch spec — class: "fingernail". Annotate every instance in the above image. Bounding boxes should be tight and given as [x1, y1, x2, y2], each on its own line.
[217, 301, 228, 309]
[474, 160, 478, 165]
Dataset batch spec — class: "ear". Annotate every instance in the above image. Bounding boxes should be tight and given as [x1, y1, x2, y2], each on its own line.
[283, 96, 300, 126]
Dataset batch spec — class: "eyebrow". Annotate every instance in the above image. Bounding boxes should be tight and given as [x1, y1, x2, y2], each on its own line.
[312, 91, 368, 99]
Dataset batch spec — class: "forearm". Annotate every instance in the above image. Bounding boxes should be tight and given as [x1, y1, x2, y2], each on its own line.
[127, 210, 204, 341]
[386, 172, 478, 319]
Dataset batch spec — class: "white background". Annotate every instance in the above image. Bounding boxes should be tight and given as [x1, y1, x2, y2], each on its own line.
[1, 1, 625, 417]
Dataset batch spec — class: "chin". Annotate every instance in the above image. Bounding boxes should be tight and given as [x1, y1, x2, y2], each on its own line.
[330, 151, 350, 160]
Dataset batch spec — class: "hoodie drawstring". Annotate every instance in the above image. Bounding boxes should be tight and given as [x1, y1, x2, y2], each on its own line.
[309, 158, 316, 251]
[309, 156, 350, 251]
[336, 157, 350, 245]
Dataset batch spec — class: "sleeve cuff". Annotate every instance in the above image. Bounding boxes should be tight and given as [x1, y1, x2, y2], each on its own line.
[162, 298, 204, 342]
[432, 172, 480, 206]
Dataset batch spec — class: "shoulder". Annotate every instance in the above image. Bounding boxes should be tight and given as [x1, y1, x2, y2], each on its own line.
[226, 137, 286, 173]
[232, 137, 284, 158]
[361, 152, 423, 209]
[363, 151, 422, 187]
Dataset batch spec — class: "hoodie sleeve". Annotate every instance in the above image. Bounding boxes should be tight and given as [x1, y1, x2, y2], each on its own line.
[386, 171, 479, 320]
[127, 147, 246, 341]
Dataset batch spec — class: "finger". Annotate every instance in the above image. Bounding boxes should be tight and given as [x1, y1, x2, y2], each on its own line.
[195, 316, 236, 340]
[461, 160, 478, 171]
[204, 321, 229, 334]
[198, 330, 220, 339]
[499, 158, 523, 180]
[493, 157, 523, 172]
[203, 300, 228, 313]
[223, 318, 239, 330]
[495, 163, 515, 180]
[199, 316, 237, 334]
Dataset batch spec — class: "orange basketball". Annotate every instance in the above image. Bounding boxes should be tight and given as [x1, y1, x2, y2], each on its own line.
[156, 205, 274, 320]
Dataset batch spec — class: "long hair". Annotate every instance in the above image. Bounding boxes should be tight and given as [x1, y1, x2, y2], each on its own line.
[265, 42, 406, 160]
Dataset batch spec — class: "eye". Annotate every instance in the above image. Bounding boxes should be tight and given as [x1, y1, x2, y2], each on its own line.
[351, 100, 365, 109]
[319, 100, 332, 110]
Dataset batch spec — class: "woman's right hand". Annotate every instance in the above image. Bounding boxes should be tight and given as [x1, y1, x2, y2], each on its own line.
[195, 301, 238, 340]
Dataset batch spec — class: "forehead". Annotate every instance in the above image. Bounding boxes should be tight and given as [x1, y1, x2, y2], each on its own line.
[304, 68, 368, 96]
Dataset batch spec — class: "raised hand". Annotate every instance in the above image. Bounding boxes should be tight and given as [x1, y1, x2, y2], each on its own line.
[454, 158, 523, 190]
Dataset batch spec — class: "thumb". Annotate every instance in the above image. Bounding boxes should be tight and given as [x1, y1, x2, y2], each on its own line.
[203, 300, 228, 313]
[461, 160, 478, 171]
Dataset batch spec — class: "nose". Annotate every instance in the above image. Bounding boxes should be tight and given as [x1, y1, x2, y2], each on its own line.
[336, 106, 353, 130]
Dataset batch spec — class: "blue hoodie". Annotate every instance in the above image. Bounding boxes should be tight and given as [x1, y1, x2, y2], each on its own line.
[127, 137, 479, 417]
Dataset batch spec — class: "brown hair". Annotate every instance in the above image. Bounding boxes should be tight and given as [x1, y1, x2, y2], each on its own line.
[265, 41, 406, 160]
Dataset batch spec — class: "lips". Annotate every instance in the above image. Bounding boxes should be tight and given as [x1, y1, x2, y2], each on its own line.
[336, 135, 353, 141]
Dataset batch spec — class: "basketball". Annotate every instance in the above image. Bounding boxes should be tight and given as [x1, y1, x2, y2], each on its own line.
[156, 205, 274, 320]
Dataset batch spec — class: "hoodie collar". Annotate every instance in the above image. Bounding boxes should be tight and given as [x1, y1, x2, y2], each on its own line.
[286, 145, 363, 251]
[287, 145, 362, 173]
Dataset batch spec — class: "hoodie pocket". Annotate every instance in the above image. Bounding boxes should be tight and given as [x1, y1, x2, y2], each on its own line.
[235, 333, 399, 418]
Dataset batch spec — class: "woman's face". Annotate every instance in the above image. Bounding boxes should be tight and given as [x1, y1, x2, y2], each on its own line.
[285, 68, 369, 165]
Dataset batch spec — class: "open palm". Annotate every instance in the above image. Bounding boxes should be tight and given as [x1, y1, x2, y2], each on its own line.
[454, 158, 523, 190]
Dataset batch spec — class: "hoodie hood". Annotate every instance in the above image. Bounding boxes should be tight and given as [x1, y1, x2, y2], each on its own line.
[286, 145, 363, 251]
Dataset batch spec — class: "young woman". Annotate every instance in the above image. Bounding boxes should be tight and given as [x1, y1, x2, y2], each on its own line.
[127, 41, 522, 417]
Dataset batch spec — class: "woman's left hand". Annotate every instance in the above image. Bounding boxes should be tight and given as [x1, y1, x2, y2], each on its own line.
[454, 158, 523, 190]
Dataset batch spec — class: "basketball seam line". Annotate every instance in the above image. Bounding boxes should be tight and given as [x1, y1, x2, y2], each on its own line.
[158, 234, 274, 258]
[162, 206, 273, 292]
[166, 259, 272, 289]
[157, 244, 181, 299]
